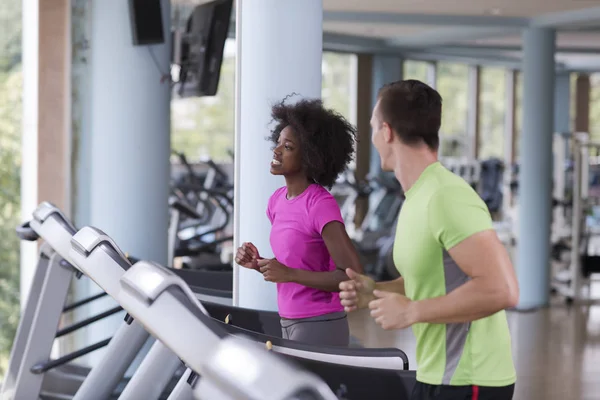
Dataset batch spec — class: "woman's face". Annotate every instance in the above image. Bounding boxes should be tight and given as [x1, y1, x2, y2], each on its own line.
[270, 126, 303, 177]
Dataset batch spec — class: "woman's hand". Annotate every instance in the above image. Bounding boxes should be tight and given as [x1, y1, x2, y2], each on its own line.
[235, 242, 261, 270]
[258, 258, 294, 283]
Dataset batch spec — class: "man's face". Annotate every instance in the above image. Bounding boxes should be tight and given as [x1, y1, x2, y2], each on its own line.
[371, 100, 394, 172]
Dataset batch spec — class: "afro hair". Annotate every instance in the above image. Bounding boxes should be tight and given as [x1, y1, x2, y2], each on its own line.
[268, 96, 357, 189]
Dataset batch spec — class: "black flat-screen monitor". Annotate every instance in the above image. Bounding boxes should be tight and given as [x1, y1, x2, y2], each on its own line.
[129, 0, 165, 46]
[175, 0, 233, 97]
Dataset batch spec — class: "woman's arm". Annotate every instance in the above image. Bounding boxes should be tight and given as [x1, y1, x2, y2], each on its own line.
[286, 221, 363, 292]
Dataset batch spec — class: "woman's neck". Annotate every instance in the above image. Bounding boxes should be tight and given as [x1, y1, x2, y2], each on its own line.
[285, 175, 312, 199]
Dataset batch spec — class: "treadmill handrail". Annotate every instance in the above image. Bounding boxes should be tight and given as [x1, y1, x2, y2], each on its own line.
[56, 306, 123, 338]
[33, 201, 77, 233]
[217, 321, 409, 368]
[195, 335, 338, 400]
[63, 292, 109, 312]
[30, 338, 111, 374]
[120, 260, 205, 310]
[121, 261, 411, 370]
[71, 226, 128, 260]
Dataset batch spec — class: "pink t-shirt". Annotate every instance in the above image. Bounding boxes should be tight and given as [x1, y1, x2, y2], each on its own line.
[266, 184, 345, 319]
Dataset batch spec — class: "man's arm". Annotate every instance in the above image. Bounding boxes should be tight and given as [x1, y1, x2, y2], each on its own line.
[410, 229, 518, 325]
[376, 277, 405, 296]
[407, 186, 519, 325]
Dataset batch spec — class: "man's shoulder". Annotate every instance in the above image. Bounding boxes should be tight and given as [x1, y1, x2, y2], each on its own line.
[424, 170, 483, 206]
[434, 182, 480, 200]
[425, 183, 491, 226]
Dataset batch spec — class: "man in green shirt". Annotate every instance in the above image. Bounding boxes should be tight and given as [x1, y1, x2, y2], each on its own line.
[339, 80, 518, 399]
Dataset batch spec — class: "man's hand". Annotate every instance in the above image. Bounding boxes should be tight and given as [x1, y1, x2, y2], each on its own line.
[235, 242, 261, 270]
[339, 268, 376, 312]
[368, 290, 417, 330]
[258, 258, 293, 283]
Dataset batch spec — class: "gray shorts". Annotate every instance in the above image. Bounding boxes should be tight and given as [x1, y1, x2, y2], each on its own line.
[280, 311, 349, 347]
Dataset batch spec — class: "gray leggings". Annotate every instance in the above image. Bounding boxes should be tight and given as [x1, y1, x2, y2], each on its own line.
[280, 311, 349, 347]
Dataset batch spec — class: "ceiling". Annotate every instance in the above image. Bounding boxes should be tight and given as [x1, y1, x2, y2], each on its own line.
[323, 0, 600, 18]
[320, 0, 600, 71]
[172, 0, 600, 71]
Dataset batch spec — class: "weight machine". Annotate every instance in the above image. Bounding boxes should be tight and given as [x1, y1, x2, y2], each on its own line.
[439, 157, 481, 190]
[552, 132, 600, 304]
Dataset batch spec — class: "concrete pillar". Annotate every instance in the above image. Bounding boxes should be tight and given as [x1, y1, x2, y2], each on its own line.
[233, 0, 323, 310]
[370, 55, 403, 174]
[516, 27, 556, 310]
[575, 74, 591, 133]
[71, 0, 94, 230]
[83, 0, 171, 364]
[354, 54, 373, 227]
[21, 0, 71, 308]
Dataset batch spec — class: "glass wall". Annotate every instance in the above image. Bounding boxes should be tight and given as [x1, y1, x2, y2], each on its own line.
[322, 52, 356, 124]
[568, 73, 600, 140]
[170, 46, 357, 163]
[436, 63, 469, 157]
[403, 60, 429, 83]
[0, 0, 22, 380]
[171, 39, 236, 162]
[478, 67, 506, 159]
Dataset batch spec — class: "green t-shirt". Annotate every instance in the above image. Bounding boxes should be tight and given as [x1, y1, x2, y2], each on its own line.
[393, 161, 516, 387]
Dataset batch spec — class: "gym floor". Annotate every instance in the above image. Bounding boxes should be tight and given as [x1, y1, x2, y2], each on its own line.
[348, 284, 600, 400]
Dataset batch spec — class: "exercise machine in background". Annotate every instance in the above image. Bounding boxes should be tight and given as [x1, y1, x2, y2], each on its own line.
[169, 151, 234, 270]
[552, 132, 600, 304]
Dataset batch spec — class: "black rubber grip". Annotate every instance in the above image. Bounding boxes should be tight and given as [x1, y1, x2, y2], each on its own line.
[16, 221, 39, 241]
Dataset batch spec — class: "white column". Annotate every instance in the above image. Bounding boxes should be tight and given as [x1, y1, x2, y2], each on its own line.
[233, 0, 323, 310]
[517, 27, 556, 310]
[84, 0, 171, 364]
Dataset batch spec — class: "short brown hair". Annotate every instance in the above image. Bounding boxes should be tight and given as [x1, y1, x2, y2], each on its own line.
[376, 80, 442, 151]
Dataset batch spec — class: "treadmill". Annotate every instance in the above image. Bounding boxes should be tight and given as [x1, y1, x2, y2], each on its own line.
[0, 203, 105, 400]
[1, 202, 232, 400]
[70, 227, 417, 400]
[117, 260, 417, 400]
[4, 203, 414, 400]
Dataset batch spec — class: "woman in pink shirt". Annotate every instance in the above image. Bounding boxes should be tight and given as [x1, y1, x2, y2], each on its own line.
[235, 97, 363, 346]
